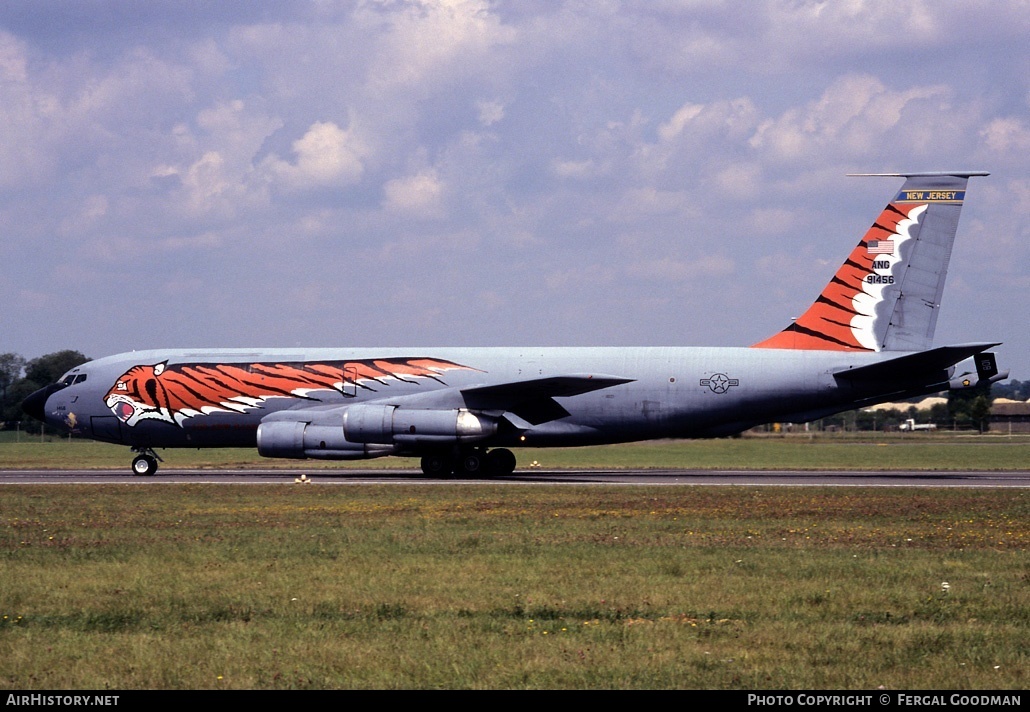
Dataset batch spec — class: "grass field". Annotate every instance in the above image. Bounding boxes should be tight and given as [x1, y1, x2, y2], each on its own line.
[1, 485, 1026, 689]
[2, 434, 1027, 690]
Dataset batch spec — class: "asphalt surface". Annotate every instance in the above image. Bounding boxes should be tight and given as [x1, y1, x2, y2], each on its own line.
[2, 468, 1028, 487]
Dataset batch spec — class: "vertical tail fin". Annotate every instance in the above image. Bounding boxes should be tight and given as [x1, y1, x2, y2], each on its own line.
[753, 171, 988, 352]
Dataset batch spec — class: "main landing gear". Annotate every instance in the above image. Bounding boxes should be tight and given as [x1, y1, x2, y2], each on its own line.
[420, 448, 517, 478]
[130, 447, 163, 476]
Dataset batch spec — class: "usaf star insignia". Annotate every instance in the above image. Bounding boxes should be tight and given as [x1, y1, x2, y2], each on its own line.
[700, 373, 739, 394]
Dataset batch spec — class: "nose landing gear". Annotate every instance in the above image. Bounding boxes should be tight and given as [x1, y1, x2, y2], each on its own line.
[130, 447, 163, 476]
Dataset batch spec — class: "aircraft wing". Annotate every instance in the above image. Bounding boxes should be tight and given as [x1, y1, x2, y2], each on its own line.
[461, 374, 635, 425]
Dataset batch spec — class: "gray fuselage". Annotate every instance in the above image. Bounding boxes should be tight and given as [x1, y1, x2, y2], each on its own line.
[34, 346, 944, 453]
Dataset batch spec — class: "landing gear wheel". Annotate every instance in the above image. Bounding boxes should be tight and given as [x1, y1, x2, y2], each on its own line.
[458, 452, 483, 477]
[420, 455, 452, 478]
[486, 448, 517, 476]
[132, 455, 158, 476]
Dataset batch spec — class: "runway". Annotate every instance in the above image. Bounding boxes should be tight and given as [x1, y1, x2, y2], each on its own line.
[2, 468, 1029, 487]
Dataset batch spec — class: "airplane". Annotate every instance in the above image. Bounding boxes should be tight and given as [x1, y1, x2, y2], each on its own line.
[22, 171, 1007, 477]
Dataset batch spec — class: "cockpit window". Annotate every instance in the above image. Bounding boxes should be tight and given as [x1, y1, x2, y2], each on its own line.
[59, 374, 87, 386]
[75, 374, 87, 384]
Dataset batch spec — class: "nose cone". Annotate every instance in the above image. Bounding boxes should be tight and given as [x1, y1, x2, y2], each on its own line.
[21, 384, 62, 424]
[22, 387, 49, 423]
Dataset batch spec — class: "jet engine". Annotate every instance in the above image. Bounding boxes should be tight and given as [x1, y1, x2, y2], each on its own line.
[343, 404, 498, 445]
[257, 405, 499, 459]
[256, 419, 397, 460]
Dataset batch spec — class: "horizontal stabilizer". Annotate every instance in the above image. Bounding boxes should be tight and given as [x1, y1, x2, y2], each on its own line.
[834, 343, 1001, 383]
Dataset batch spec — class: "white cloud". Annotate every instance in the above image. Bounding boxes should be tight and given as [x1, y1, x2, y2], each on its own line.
[382, 169, 446, 217]
[137, 100, 283, 220]
[714, 163, 762, 200]
[552, 158, 602, 179]
[0, 30, 27, 82]
[184, 151, 232, 209]
[658, 103, 704, 142]
[0, 33, 55, 187]
[634, 98, 759, 178]
[476, 99, 506, 126]
[980, 117, 1030, 154]
[264, 121, 367, 191]
[362, 0, 516, 91]
[748, 74, 953, 161]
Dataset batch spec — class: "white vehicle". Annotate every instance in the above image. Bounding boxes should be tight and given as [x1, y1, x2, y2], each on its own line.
[899, 418, 937, 432]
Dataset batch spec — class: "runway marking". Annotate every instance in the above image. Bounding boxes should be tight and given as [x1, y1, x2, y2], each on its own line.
[2, 469, 1028, 487]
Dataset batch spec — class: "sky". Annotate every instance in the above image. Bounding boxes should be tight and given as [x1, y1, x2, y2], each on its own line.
[2, 0, 1028, 381]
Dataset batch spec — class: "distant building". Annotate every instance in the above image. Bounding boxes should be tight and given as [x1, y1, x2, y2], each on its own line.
[862, 396, 1030, 434]
[989, 401, 1030, 434]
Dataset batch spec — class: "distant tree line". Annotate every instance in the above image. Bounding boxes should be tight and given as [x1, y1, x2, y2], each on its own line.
[791, 378, 1030, 434]
[993, 379, 1030, 401]
[0, 350, 89, 433]
[814, 392, 988, 433]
